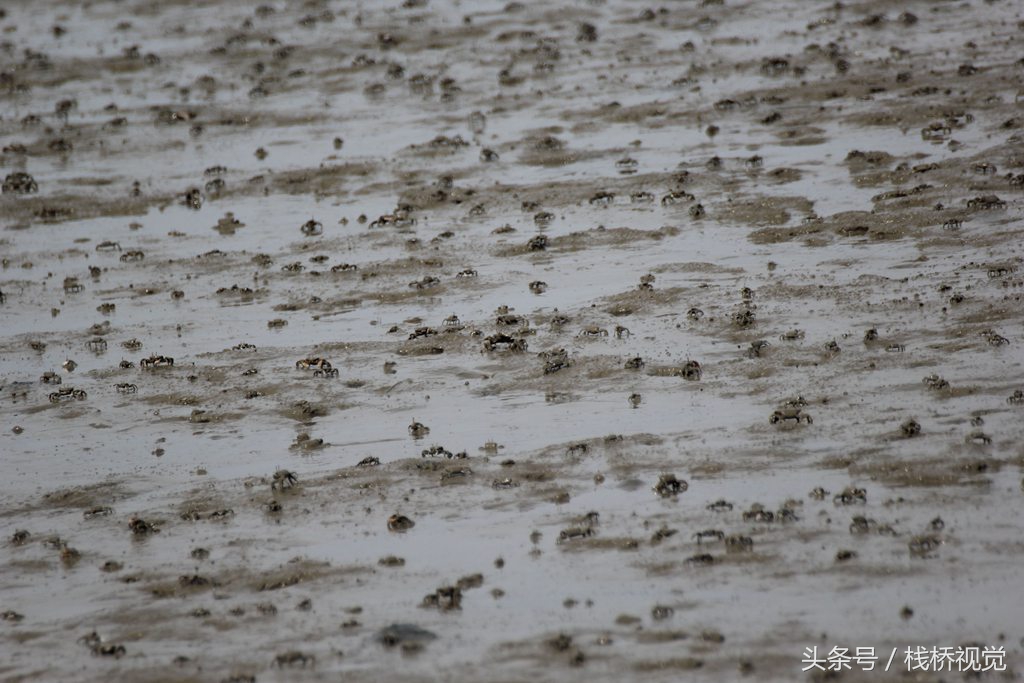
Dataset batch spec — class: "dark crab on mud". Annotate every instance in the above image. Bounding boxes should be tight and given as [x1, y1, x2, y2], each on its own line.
[271, 470, 298, 491]
[140, 354, 174, 369]
[770, 407, 812, 425]
[49, 387, 87, 403]
[653, 473, 688, 498]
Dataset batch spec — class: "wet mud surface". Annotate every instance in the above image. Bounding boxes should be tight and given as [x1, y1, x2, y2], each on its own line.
[2, 0, 1024, 681]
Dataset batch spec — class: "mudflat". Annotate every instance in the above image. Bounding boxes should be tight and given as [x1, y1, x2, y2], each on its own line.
[1, 0, 1023, 681]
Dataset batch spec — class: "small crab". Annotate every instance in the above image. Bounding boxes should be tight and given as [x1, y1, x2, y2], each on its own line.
[49, 387, 87, 403]
[624, 356, 645, 370]
[694, 529, 725, 544]
[408, 420, 430, 438]
[779, 329, 805, 342]
[900, 419, 921, 437]
[725, 535, 753, 552]
[908, 534, 943, 557]
[578, 325, 608, 338]
[295, 357, 332, 371]
[733, 309, 755, 328]
[300, 219, 323, 236]
[271, 470, 298, 491]
[673, 360, 702, 381]
[114, 383, 137, 394]
[443, 314, 461, 326]
[614, 325, 630, 339]
[558, 526, 594, 542]
[387, 514, 415, 532]
[483, 333, 528, 352]
[1007, 390, 1024, 405]
[770, 407, 812, 425]
[653, 473, 688, 498]
[747, 340, 771, 358]
[275, 651, 315, 668]
[128, 517, 156, 535]
[833, 487, 867, 505]
[965, 431, 992, 445]
[140, 355, 174, 369]
[687, 307, 704, 321]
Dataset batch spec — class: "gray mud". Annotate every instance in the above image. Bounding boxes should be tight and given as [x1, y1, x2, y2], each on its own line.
[2, 0, 1024, 681]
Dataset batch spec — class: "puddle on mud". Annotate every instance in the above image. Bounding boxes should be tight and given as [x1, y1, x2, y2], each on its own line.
[2, 0, 1024, 681]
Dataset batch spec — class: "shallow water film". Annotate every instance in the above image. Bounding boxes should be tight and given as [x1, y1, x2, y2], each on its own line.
[2, 0, 1024, 681]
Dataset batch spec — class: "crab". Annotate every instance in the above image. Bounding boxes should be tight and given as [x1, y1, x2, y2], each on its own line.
[115, 383, 138, 394]
[313, 367, 339, 378]
[747, 340, 771, 358]
[483, 333, 527, 352]
[779, 329, 805, 342]
[687, 307, 705, 321]
[275, 651, 315, 668]
[140, 355, 174, 368]
[2, 171, 38, 194]
[300, 219, 323, 236]
[706, 499, 733, 512]
[743, 506, 775, 523]
[295, 357, 332, 371]
[673, 360, 702, 381]
[558, 526, 594, 542]
[422, 585, 462, 611]
[661, 190, 695, 205]
[40, 371, 62, 385]
[725, 535, 753, 552]
[908, 534, 943, 557]
[541, 348, 572, 374]
[63, 277, 84, 293]
[624, 356, 645, 370]
[694, 529, 725, 544]
[614, 325, 630, 339]
[387, 514, 415, 532]
[770, 407, 812, 425]
[653, 473, 688, 498]
[527, 234, 548, 251]
[87, 337, 108, 352]
[271, 470, 298, 491]
[1007, 390, 1024, 405]
[922, 374, 949, 390]
[966, 431, 992, 445]
[119, 250, 145, 262]
[49, 387, 87, 403]
[900, 419, 921, 437]
[443, 314, 461, 326]
[529, 280, 547, 294]
[128, 517, 156, 535]
[733, 309, 755, 328]
[833, 487, 867, 505]
[408, 420, 430, 438]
